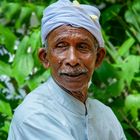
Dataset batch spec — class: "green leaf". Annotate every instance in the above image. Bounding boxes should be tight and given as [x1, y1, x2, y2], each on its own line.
[102, 30, 122, 63]
[89, 84, 108, 102]
[27, 69, 50, 90]
[0, 100, 12, 117]
[95, 60, 119, 83]
[125, 0, 140, 42]
[137, 121, 140, 131]
[4, 3, 21, 21]
[0, 120, 10, 133]
[15, 6, 32, 28]
[125, 93, 140, 119]
[101, 4, 122, 24]
[118, 38, 135, 56]
[125, 1, 140, 32]
[125, 10, 140, 32]
[28, 30, 42, 67]
[106, 79, 124, 97]
[28, 30, 41, 53]
[12, 36, 29, 66]
[0, 60, 12, 76]
[12, 54, 34, 85]
[35, 5, 45, 20]
[0, 24, 16, 53]
[121, 55, 140, 86]
[0, 83, 4, 89]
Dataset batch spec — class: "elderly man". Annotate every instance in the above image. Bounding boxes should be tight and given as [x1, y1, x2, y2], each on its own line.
[8, 0, 127, 140]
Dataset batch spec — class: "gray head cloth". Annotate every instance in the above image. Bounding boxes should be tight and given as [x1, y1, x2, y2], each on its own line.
[41, 0, 104, 47]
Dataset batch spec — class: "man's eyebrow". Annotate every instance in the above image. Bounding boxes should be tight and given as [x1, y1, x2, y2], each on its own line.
[54, 36, 67, 43]
[53, 35, 95, 44]
[80, 38, 91, 42]
[79, 37, 96, 44]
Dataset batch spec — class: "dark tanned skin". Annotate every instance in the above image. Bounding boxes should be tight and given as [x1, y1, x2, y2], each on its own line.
[39, 25, 106, 103]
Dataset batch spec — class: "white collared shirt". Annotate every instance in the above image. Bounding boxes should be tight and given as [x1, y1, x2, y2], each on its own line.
[8, 77, 127, 140]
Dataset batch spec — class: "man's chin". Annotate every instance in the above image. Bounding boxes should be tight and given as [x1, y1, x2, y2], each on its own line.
[53, 74, 89, 92]
[60, 81, 88, 93]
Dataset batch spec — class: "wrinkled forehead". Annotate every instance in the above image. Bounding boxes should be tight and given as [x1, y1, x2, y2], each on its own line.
[47, 25, 96, 40]
[45, 25, 98, 49]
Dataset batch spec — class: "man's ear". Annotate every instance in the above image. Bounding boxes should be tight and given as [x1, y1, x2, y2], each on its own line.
[38, 48, 50, 69]
[95, 47, 106, 68]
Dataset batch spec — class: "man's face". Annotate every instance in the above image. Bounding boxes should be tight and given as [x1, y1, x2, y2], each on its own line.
[41, 25, 105, 92]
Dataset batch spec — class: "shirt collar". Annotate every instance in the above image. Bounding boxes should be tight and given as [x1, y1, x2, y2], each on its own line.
[47, 76, 89, 116]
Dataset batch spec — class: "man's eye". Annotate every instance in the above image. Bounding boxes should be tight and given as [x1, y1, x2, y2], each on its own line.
[78, 44, 90, 51]
[56, 43, 67, 48]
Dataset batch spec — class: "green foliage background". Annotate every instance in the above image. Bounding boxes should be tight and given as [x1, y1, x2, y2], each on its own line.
[0, 0, 140, 139]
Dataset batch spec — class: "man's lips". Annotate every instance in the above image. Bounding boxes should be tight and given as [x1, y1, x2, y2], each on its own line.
[60, 72, 86, 77]
[59, 68, 88, 77]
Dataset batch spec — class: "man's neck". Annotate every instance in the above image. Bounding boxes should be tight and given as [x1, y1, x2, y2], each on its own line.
[69, 90, 88, 103]
[58, 83, 88, 103]
[52, 77, 88, 103]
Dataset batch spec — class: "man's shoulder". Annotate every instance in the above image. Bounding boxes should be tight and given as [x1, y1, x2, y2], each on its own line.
[88, 98, 123, 130]
[88, 98, 126, 140]
[12, 81, 53, 126]
[88, 98, 118, 121]
[88, 98, 109, 110]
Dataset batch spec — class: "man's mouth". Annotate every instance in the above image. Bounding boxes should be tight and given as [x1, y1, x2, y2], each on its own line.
[60, 72, 85, 77]
[58, 67, 88, 77]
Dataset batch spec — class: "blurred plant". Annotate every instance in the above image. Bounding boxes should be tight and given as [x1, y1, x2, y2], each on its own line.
[0, 1, 52, 139]
[89, 0, 140, 139]
[0, 0, 140, 140]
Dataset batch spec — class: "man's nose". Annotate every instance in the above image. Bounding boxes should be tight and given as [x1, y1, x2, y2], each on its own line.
[65, 47, 79, 66]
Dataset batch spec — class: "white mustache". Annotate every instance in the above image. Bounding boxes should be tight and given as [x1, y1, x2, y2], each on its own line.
[58, 67, 88, 76]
